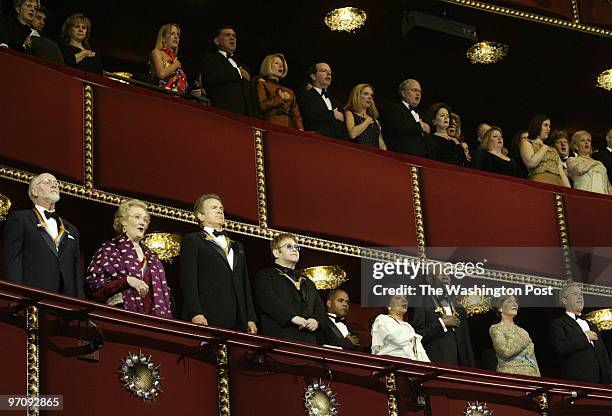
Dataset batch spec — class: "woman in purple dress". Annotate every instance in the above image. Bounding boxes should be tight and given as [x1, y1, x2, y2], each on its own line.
[86, 199, 172, 317]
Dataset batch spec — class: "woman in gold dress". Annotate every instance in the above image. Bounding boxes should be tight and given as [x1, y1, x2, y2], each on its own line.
[520, 114, 570, 187]
[489, 295, 540, 377]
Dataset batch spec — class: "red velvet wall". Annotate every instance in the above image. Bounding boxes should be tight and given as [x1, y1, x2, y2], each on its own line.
[94, 85, 260, 222]
[0, 50, 84, 182]
[265, 131, 418, 250]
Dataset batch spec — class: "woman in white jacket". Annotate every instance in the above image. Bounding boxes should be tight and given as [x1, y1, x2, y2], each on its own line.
[371, 295, 430, 362]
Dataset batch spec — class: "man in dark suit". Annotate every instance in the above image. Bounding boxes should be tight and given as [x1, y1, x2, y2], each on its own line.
[199, 26, 257, 117]
[3, 173, 84, 298]
[180, 193, 257, 333]
[594, 126, 612, 184]
[296, 62, 347, 140]
[549, 282, 611, 384]
[317, 288, 362, 351]
[412, 273, 475, 367]
[381, 78, 436, 158]
[254, 233, 325, 344]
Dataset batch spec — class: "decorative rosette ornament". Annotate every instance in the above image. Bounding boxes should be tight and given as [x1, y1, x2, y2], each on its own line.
[464, 401, 493, 416]
[304, 380, 339, 416]
[119, 351, 162, 401]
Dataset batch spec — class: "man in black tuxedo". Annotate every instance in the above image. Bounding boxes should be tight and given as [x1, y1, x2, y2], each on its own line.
[3, 173, 84, 298]
[381, 78, 435, 158]
[199, 26, 257, 117]
[296, 62, 347, 140]
[412, 273, 475, 367]
[180, 193, 257, 333]
[594, 126, 612, 184]
[317, 288, 362, 351]
[254, 233, 325, 344]
[549, 282, 611, 384]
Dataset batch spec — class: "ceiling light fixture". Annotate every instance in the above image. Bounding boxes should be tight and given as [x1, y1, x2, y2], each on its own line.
[466, 41, 508, 64]
[324, 7, 367, 32]
[596, 69, 612, 91]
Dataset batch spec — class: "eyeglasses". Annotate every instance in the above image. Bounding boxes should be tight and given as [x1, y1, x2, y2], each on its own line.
[280, 243, 301, 251]
[39, 178, 59, 186]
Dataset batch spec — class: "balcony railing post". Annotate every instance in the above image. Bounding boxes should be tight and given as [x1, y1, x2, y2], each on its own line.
[83, 84, 94, 189]
[26, 305, 40, 416]
[217, 343, 231, 416]
[386, 372, 398, 416]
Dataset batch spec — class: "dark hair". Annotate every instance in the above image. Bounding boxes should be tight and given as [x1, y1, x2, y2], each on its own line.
[213, 25, 235, 38]
[547, 130, 569, 146]
[605, 126, 612, 138]
[425, 103, 452, 131]
[527, 114, 550, 140]
[37, 4, 48, 15]
[193, 193, 222, 215]
[326, 288, 348, 302]
[306, 62, 327, 83]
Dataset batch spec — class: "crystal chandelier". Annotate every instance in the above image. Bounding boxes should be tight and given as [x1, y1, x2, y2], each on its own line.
[466, 41, 508, 64]
[596, 69, 612, 91]
[324, 7, 367, 32]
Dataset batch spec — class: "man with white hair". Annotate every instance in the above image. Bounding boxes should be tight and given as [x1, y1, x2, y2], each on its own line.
[3, 173, 84, 298]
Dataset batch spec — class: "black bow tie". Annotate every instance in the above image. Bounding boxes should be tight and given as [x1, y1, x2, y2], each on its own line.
[328, 314, 346, 324]
[212, 230, 226, 237]
[44, 210, 60, 222]
[226, 53, 235, 61]
[575, 315, 585, 321]
[320, 89, 328, 98]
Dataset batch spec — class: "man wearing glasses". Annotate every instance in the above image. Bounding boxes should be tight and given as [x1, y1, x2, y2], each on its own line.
[3, 172, 84, 298]
[255, 233, 325, 344]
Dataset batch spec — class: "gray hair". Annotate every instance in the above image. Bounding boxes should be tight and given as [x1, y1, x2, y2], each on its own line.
[28, 173, 46, 203]
[559, 280, 581, 303]
[398, 78, 418, 96]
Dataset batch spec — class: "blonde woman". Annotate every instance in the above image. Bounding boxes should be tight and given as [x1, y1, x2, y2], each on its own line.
[255, 53, 303, 129]
[86, 199, 172, 317]
[477, 127, 521, 177]
[567, 130, 612, 194]
[150, 23, 187, 94]
[59, 13, 102, 74]
[489, 295, 540, 377]
[344, 83, 386, 149]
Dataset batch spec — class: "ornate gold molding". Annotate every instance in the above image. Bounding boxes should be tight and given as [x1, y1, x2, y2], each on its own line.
[2, 164, 611, 297]
[83, 84, 94, 189]
[410, 167, 426, 259]
[216, 344, 230, 416]
[570, 0, 580, 24]
[554, 194, 573, 280]
[27, 306, 40, 416]
[439, 0, 612, 39]
[386, 373, 398, 416]
[538, 393, 549, 416]
[253, 128, 268, 229]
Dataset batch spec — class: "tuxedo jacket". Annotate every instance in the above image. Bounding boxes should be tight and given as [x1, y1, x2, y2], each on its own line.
[296, 88, 348, 140]
[549, 313, 612, 384]
[593, 147, 612, 184]
[3, 209, 84, 298]
[3, 17, 30, 52]
[199, 51, 257, 117]
[381, 102, 437, 158]
[317, 315, 363, 351]
[254, 267, 325, 344]
[179, 232, 256, 330]
[412, 295, 475, 367]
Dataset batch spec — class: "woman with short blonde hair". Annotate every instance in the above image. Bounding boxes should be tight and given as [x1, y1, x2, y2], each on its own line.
[567, 130, 612, 194]
[255, 53, 303, 130]
[86, 199, 173, 317]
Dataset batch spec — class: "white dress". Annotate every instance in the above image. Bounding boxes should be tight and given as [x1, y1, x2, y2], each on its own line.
[371, 314, 430, 362]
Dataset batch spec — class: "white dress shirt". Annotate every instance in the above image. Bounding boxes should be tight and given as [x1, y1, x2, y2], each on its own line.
[35, 204, 59, 240]
[218, 50, 242, 78]
[204, 226, 234, 270]
[401, 100, 420, 123]
[327, 313, 349, 337]
[313, 87, 333, 110]
[566, 311, 593, 345]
